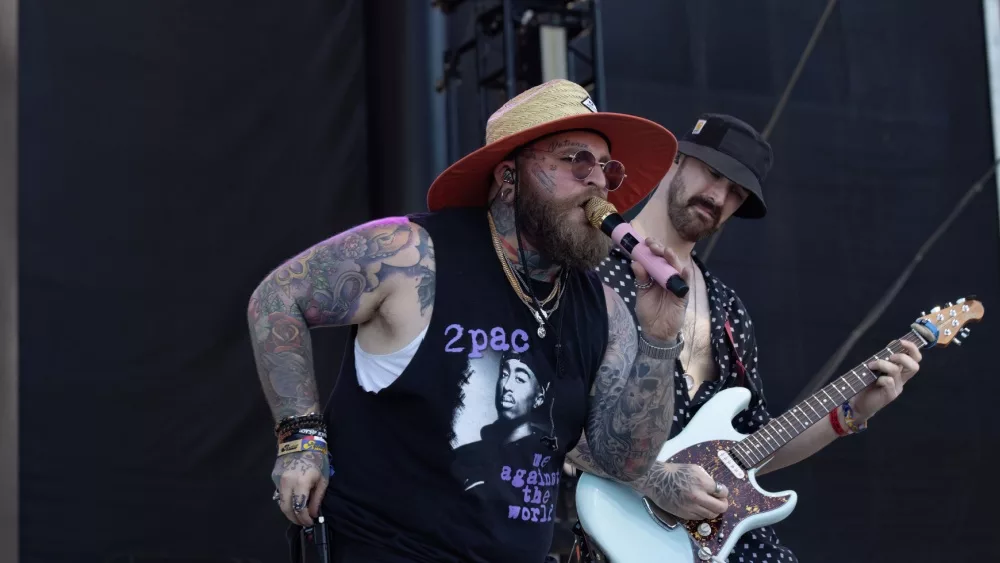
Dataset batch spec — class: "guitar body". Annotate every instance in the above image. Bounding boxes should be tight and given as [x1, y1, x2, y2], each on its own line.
[576, 388, 797, 563]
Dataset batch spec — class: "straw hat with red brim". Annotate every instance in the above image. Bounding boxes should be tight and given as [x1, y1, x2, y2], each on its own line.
[427, 79, 678, 214]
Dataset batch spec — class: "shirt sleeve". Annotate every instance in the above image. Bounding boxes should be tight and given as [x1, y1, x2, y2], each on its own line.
[730, 297, 772, 434]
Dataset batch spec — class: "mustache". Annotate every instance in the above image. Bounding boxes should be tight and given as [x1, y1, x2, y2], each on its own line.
[687, 196, 721, 222]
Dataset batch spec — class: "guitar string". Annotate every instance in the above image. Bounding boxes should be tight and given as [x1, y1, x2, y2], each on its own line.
[729, 333, 922, 469]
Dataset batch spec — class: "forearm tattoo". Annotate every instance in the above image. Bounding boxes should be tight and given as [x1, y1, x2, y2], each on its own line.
[585, 290, 676, 481]
[248, 217, 436, 421]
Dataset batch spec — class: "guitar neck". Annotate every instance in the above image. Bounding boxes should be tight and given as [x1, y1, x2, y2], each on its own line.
[730, 330, 926, 470]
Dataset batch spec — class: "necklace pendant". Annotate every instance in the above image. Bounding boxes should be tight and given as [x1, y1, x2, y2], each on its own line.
[537, 325, 547, 338]
[683, 373, 696, 390]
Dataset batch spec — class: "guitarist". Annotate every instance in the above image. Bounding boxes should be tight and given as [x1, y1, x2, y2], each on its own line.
[566, 113, 924, 562]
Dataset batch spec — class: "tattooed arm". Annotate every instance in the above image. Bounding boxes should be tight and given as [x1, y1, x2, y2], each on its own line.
[247, 216, 435, 526]
[582, 286, 681, 483]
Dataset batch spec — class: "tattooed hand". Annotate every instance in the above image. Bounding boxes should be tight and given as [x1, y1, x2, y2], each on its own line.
[643, 462, 728, 521]
[273, 450, 330, 526]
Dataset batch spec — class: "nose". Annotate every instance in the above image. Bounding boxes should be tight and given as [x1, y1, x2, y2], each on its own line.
[703, 180, 730, 206]
[586, 164, 609, 192]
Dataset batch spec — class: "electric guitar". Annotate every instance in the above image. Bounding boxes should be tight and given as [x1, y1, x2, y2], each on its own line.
[575, 297, 985, 563]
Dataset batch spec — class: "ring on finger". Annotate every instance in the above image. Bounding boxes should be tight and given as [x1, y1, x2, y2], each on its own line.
[635, 279, 654, 290]
[712, 481, 722, 496]
[293, 498, 305, 513]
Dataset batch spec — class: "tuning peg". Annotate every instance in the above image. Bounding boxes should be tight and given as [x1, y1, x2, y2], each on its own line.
[961, 328, 971, 337]
[954, 338, 962, 345]
[957, 298, 967, 304]
[921, 311, 927, 316]
[931, 306, 941, 313]
[946, 302, 954, 307]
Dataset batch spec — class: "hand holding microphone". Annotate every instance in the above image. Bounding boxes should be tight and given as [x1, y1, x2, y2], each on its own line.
[585, 198, 692, 343]
[585, 198, 689, 297]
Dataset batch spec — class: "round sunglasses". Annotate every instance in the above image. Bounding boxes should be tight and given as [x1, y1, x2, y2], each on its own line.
[531, 149, 627, 191]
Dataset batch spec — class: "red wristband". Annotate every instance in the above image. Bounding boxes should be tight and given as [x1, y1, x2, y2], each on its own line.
[829, 408, 848, 437]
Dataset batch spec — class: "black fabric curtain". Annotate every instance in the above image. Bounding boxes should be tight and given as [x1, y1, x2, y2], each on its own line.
[20, 2, 368, 561]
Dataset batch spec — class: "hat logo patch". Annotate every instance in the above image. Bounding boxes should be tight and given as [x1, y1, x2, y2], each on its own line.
[692, 119, 707, 134]
[581, 97, 597, 112]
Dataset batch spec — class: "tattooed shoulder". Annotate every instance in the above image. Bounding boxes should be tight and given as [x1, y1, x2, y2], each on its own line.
[248, 217, 436, 331]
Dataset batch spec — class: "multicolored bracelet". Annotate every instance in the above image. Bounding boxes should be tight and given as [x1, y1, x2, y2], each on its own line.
[841, 402, 867, 434]
[277, 435, 329, 457]
[278, 426, 328, 442]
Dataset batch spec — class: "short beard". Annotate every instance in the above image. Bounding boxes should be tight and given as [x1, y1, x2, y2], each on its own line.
[667, 174, 722, 243]
[516, 184, 612, 271]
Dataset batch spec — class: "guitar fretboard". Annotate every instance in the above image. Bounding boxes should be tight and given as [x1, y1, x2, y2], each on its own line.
[730, 330, 925, 470]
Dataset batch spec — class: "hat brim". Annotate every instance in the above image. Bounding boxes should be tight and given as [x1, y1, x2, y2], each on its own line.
[678, 141, 767, 219]
[427, 113, 678, 214]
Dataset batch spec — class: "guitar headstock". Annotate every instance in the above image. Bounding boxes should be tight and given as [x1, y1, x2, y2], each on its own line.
[915, 297, 985, 347]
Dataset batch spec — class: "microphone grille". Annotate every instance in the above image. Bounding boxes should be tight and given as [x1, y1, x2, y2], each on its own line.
[584, 198, 618, 228]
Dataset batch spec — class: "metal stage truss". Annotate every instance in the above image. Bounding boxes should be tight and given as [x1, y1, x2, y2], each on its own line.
[434, 0, 607, 163]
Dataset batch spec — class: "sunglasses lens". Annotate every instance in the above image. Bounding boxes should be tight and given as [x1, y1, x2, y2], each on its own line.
[571, 150, 597, 180]
[604, 160, 625, 191]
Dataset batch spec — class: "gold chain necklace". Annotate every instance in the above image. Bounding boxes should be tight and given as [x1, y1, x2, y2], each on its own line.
[487, 212, 563, 337]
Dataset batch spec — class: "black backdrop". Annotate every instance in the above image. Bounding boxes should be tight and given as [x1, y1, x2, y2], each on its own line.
[19, 1, 1000, 562]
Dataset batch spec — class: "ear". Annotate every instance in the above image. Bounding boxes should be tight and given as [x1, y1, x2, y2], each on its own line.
[533, 393, 545, 409]
[492, 160, 516, 186]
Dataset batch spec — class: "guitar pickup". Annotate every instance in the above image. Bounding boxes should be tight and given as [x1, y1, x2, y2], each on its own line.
[717, 450, 746, 479]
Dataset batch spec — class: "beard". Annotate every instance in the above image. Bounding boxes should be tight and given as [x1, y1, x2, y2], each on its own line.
[516, 183, 613, 271]
[667, 175, 723, 243]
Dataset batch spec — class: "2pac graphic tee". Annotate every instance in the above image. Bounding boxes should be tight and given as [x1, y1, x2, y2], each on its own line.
[320, 207, 609, 563]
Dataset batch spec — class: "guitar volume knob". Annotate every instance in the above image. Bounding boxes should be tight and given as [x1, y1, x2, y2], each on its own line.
[697, 522, 712, 536]
[698, 546, 713, 561]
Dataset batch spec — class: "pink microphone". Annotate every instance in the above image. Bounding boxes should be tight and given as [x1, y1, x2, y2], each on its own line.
[584, 198, 689, 298]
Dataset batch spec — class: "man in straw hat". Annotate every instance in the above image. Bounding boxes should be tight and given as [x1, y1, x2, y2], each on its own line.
[248, 78, 695, 562]
[567, 114, 923, 562]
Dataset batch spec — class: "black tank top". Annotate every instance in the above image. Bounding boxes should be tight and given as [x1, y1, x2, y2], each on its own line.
[321, 207, 609, 563]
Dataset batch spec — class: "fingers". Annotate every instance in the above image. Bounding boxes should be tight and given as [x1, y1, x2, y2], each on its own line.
[308, 477, 328, 519]
[898, 339, 923, 363]
[890, 352, 920, 382]
[692, 466, 728, 518]
[274, 455, 324, 526]
[869, 359, 902, 382]
[277, 476, 298, 523]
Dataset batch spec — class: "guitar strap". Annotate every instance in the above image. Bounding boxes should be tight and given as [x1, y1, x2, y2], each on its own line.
[723, 318, 747, 387]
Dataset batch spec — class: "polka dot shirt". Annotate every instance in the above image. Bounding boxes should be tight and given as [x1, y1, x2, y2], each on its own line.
[596, 248, 798, 563]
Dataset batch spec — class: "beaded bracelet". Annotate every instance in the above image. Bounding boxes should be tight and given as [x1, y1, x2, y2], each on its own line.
[841, 402, 867, 434]
[828, 408, 848, 437]
[274, 412, 326, 438]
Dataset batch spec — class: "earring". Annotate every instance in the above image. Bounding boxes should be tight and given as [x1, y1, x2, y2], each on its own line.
[502, 168, 515, 184]
[500, 188, 514, 203]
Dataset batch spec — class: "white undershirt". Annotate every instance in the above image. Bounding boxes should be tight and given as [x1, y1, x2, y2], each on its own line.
[353, 327, 428, 393]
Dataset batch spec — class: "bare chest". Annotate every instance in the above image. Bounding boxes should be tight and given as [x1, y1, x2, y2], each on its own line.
[678, 271, 716, 399]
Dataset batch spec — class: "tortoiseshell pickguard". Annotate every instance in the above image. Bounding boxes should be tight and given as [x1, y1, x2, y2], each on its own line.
[663, 439, 791, 559]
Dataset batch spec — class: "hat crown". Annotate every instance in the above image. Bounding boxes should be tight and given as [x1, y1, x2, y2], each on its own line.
[485, 79, 598, 145]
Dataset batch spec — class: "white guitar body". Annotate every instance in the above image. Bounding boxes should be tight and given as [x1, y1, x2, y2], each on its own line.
[576, 388, 798, 563]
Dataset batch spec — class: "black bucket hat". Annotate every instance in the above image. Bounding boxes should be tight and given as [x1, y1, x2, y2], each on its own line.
[677, 113, 773, 218]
